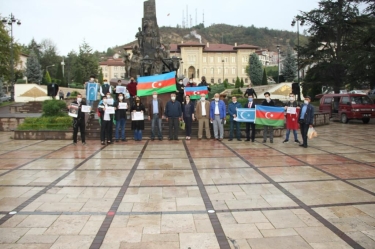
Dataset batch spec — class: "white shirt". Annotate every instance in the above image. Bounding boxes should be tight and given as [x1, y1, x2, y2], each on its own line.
[104, 104, 111, 121]
[215, 102, 219, 114]
[201, 101, 206, 116]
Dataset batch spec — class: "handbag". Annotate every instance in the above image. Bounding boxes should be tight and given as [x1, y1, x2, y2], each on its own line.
[179, 120, 185, 130]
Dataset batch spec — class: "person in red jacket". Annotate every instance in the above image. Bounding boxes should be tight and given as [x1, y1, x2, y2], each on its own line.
[127, 77, 138, 106]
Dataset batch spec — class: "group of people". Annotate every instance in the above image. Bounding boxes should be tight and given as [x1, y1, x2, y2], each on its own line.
[72, 76, 315, 148]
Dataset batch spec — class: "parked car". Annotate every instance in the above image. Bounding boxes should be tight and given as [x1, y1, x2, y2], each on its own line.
[349, 90, 367, 95]
[318, 93, 375, 124]
[0, 94, 10, 103]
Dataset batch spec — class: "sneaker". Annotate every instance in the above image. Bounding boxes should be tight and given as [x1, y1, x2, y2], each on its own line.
[283, 139, 289, 143]
[82, 142, 86, 146]
[295, 140, 301, 144]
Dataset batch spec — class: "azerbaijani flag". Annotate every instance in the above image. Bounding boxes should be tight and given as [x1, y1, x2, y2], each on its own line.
[184, 86, 208, 100]
[255, 106, 285, 127]
[137, 71, 177, 97]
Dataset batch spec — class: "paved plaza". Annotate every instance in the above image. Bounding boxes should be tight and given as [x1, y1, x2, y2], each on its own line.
[0, 122, 375, 249]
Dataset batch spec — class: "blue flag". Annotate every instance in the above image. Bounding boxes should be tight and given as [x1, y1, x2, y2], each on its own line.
[235, 108, 256, 123]
[86, 83, 98, 101]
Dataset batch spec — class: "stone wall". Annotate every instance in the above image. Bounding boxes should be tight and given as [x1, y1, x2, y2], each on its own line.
[314, 112, 330, 126]
[14, 130, 74, 140]
[0, 117, 25, 131]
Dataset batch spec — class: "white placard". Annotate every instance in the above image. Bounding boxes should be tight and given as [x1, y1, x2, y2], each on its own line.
[106, 98, 114, 105]
[287, 107, 297, 114]
[116, 86, 126, 94]
[68, 104, 78, 118]
[119, 102, 128, 109]
[81, 105, 91, 113]
[105, 106, 115, 114]
[132, 112, 144, 121]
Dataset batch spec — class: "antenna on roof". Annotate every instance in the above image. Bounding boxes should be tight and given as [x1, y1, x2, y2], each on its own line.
[182, 10, 184, 28]
[195, 9, 197, 26]
[186, 5, 188, 28]
[190, 15, 192, 28]
[203, 10, 205, 26]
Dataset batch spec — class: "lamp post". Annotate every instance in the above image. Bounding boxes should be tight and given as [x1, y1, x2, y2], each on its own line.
[276, 45, 281, 83]
[291, 17, 304, 101]
[222, 59, 224, 84]
[2, 13, 21, 101]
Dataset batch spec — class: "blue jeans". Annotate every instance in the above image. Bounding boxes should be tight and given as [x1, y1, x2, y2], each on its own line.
[115, 118, 126, 140]
[151, 114, 162, 139]
[134, 129, 142, 140]
[229, 120, 241, 139]
[286, 129, 298, 141]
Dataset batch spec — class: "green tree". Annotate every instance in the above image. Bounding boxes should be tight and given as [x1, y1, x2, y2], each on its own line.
[74, 41, 99, 83]
[56, 63, 64, 86]
[0, 22, 21, 82]
[106, 47, 115, 57]
[39, 39, 60, 79]
[248, 53, 263, 85]
[240, 78, 244, 87]
[235, 77, 241, 88]
[265, 66, 278, 83]
[262, 68, 268, 85]
[282, 47, 297, 82]
[25, 51, 42, 84]
[297, 0, 363, 93]
[98, 68, 104, 84]
[223, 79, 228, 89]
[44, 70, 52, 84]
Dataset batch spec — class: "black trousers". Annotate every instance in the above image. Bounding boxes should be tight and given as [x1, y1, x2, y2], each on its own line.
[101, 120, 113, 142]
[245, 122, 256, 141]
[73, 119, 85, 143]
[184, 116, 192, 136]
[168, 118, 179, 139]
[300, 123, 309, 146]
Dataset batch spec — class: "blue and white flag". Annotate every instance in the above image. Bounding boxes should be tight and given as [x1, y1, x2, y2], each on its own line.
[235, 108, 256, 123]
[86, 83, 98, 101]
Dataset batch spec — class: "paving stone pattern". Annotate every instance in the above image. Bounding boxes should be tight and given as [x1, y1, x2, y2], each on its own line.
[0, 121, 375, 248]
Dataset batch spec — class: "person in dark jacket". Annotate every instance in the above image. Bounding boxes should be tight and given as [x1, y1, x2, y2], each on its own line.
[148, 92, 164, 141]
[244, 84, 258, 99]
[114, 93, 129, 142]
[182, 95, 195, 140]
[98, 94, 115, 145]
[228, 96, 242, 141]
[100, 79, 113, 99]
[245, 93, 256, 142]
[130, 96, 145, 141]
[298, 96, 315, 148]
[176, 78, 185, 104]
[198, 76, 211, 92]
[164, 93, 182, 140]
[127, 77, 138, 106]
[261, 92, 275, 143]
[71, 93, 86, 145]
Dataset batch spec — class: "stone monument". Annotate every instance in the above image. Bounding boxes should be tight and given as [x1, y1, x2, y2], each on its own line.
[126, 0, 181, 78]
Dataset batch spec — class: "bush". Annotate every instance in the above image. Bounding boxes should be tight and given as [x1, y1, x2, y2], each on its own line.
[42, 100, 68, 117]
[16, 79, 27, 84]
[18, 116, 72, 130]
[70, 91, 81, 97]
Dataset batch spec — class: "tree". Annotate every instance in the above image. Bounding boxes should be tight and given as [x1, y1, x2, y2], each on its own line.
[235, 77, 241, 88]
[73, 41, 99, 83]
[240, 78, 244, 87]
[223, 79, 228, 89]
[56, 63, 64, 85]
[297, 0, 363, 92]
[98, 68, 104, 84]
[282, 47, 297, 82]
[262, 68, 268, 85]
[0, 22, 21, 82]
[44, 70, 52, 84]
[25, 51, 42, 84]
[39, 39, 60, 79]
[106, 47, 115, 57]
[248, 53, 263, 85]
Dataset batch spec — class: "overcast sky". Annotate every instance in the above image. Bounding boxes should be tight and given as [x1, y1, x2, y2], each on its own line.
[1, 0, 322, 55]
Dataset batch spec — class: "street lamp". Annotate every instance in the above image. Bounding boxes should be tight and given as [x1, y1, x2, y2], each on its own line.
[222, 59, 224, 84]
[292, 17, 304, 101]
[2, 13, 21, 101]
[276, 45, 281, 83]
[61, 58, 65, 78]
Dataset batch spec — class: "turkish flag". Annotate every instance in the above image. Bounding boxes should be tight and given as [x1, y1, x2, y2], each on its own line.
[286, 109, 300, 130]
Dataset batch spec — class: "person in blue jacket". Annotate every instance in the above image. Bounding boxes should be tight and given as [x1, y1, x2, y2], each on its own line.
[210, 93, 226, 141]
[228, 96, 242, 141]
[298, 96, 315, 148]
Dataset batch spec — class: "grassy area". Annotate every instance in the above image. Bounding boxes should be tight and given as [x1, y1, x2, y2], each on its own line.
[17, 116, 72, 131]
[0, 101, 13, 108]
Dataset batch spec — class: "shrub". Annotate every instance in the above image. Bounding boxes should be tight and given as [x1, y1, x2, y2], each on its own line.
[18, 116, 72, 130]
[16, 79, 27, 84]
[42, 100, 68, 117]
[70, 91, 81, 97]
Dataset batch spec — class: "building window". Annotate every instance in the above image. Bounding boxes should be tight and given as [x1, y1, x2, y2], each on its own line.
[232, 57, 235, 63]
[217, 57, 221, 63]
[114, 73, 118, 77]
[210, 57, 213, 63]
[218, 68, 221, 74]
[203, 57, 206, 63]
[218, 79, 222, 83]
[242, 68, 245, 74]
[211, 78, 214, 83]
[225, 57, 228, 63]
[203, 68, 207, 74]
[245, 78, 248, 83]
[232, 68, 236, 74]
[232, 78, 235, 83]
[210, 68, 214, 75]
[225, 68, 228, 74]
[105, 74, 108, 78]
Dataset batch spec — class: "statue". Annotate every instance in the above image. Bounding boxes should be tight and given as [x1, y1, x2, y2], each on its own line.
[123, 53, 131, 78]
[152, 47, 164, 75]
[135, 27, 144, 51]
[163, 43, 171, 58]
[129, 45, 143, 78]
[141, 55, 154, 76]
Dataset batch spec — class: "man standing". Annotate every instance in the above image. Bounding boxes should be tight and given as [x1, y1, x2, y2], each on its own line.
[71, 93, 86, 145]
[244, 83, 258, 99]
[164, 93, 182, 140]
[115, 79, 123, 99]
[283, 93, 301, 144]
[245, 93, 256, 142]
[127, 77, 138, 106]
[262, 92, 275, 143]
[210, 93, 226, 141]
[100, 79, 113, 99]
[195, 93, 211, 140]
[59, 90, 64, 100]
[298, 96, 314, 148]
[148, 91, 164, 141]
[228, 96, 242, 141]
[176, 78, 185, 104]
[198, 76, 211, 92]
[85, 76, 97, 107]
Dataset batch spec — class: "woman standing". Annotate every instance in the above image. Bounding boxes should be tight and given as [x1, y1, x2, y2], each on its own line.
[115, 93, 129, 142]
[98, 94, 115, 145]
[182, 95, 195, 140]
[130, 96, 145, 141]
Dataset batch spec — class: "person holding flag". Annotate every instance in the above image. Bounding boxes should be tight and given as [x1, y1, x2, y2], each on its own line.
[85, 76, 99, 108]
[283, 93, 301, 144]
[245, 93, 256, 142]
[261, 92, 275, 143]
[98, 94, 115, 145]
[176, 78, 185, 104]
[198, 76, 211, 93]
[228, 96, 242, 141]
[136, 72, 176, 97]
[71, 93, 86, 145]
[186, 78, 197, 106]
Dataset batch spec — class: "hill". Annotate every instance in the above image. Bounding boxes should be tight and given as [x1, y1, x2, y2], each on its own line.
[115, 23, 308, 52]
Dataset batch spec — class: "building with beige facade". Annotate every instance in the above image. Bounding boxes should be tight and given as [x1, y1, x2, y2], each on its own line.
[101, 42, 271, 85]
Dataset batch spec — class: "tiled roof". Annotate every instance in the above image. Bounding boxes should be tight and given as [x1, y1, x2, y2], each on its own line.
[204, 44, 234, 52]
[234, 44, 259, 49]
[99, 59, 124, 66]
